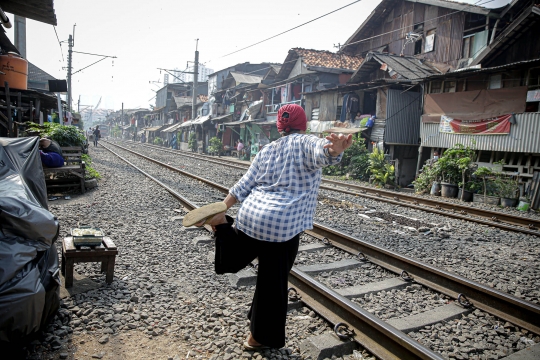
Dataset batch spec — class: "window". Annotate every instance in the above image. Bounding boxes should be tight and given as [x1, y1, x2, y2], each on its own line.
[430, 81, 442, 93]
[443, 81, 456, 93]
[414, 23, 424, 55]
[489, 74, 502, 89]
[425, 29, 436, 53]
[462, 36, 471, 58]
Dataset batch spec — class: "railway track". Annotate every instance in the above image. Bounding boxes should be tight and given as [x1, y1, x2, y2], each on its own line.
[101, 140, 540, 359]
[128, 141, 540, 237]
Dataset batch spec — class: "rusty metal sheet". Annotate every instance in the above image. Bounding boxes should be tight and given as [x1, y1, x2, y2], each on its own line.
[385, 89, 422, 145]
[435, 19, 452, 62]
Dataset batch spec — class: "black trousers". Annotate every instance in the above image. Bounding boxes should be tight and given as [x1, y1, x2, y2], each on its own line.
[214, 216, 300, 348]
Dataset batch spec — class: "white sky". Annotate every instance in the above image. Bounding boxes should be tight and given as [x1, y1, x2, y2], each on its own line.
[5, 0, 511, 111]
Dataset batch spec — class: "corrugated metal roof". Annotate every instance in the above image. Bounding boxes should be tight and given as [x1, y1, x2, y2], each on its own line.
[1, 0, 57, 25]
[179, 120, 195, 128]
[212, 114, 233, 122]
[229, 72, 263, 85]
[385, 89, 422, 145]
[420, 113, 540, 152]
[192, 115, 212, 125]
[349, 52, 441, 83]
[161, 123, 182, 133]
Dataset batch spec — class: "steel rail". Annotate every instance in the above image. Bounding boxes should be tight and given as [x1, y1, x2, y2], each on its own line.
[128, 141, 540, 236]
[100, 142, 443, 360]
[104, 141, 540, 335]
[305, 225, 540, 335]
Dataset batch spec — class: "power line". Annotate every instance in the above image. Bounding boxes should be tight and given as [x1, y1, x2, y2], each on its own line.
[217, 0, 363, 59]
[53, 26, 64, 62]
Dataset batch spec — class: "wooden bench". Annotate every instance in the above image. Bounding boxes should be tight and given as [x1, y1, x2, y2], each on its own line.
[61, 236, 118, 288]
[43, 146, 86, 194]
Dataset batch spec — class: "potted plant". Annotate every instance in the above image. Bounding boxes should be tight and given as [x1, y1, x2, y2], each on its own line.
[207, 136, 224, 157]
[437, 155, 460, 198]
[495, 175, 519, 208]
[457, 181, 479, 202]
[188, 132, 197, 152]
[436, 144, 477, 199]
[472, 166, 500, 205]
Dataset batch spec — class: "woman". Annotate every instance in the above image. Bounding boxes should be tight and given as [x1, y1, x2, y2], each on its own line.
[183, 104, 352, 350]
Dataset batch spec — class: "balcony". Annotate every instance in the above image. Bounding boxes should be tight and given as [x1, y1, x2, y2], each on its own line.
[265, 100, 302, 114]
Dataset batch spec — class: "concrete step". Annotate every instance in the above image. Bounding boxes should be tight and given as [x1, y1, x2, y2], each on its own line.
[503, 342, 540, 360]
[336, 277, 410, 299]
[296, 259, 362, 275]
[387, 303, 473, 333]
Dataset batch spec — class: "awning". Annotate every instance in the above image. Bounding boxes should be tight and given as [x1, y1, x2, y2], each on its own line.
[211, 114, 233, 122]
[179, 120, 195, 128]
[223, 119, 256, 127]
[146, 126, 163, 132]
[249, 119, 277, 126]
[192, 115, 212, 125]
[324, 127, 366, 134]
[162, 123, 183, 133]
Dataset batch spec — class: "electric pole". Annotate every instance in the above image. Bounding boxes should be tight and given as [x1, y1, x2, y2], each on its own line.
[67, 34, 73, 112]
[191, 39, 199, 120]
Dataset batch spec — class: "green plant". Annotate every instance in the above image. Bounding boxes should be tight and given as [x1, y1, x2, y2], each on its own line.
[413, 161, 441, 194]
[322, 135, 369, 180]
[474, 166, 494, 201]
[81, 154, 101, 179]
[25, 122, 86, 147]
[208, 137, 223, 155]
[188, 132, 197, 152]
[494, 176, 519, 199]
[368, 148, 395, 186]
[153, 137, 163, 146]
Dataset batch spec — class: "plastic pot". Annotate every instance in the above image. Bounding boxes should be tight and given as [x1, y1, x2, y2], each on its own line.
[457, 189, 474, 202]
[441, 183, 459, 198]
[517, 201, 530, 211]
[430, 182, 441, 196]
[500, 197, 518, 208]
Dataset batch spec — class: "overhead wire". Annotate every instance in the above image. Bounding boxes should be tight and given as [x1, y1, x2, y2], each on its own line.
[53, 26, 64, 62]
[211, 0, 364, 60]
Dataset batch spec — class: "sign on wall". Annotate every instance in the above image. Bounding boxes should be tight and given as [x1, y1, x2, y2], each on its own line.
[439, 114, 512, 134]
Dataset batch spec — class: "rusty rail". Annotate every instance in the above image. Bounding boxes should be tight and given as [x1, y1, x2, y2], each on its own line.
[128, 141, 540, 236]
[103, 141, 540, 335]
[101, 141, 443, 359]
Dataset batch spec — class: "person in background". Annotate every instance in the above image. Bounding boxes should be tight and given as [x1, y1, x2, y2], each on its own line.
[427, 151, 440, 166]
[245, 140, 252, 161]
[93, 126, 101, 147]
[141, 133, 146, 143]
[182, 104, 353, 351]
[39, 138, 64, 168]
[237, 139, 244, 159]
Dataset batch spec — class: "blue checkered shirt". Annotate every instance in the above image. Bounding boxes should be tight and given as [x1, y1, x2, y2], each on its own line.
[229, 134, 343, 242]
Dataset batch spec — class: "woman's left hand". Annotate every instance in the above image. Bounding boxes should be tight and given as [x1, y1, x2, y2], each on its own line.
[324, 133, 353, 156]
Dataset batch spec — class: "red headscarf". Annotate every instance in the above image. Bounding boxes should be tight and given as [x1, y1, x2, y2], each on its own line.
[277, 104, 307, 133]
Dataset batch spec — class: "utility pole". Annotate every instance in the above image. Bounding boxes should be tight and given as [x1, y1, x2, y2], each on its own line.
[67, 33, 73, 112]
[121, 103, 124, 126]
[191, 39, 199, 120]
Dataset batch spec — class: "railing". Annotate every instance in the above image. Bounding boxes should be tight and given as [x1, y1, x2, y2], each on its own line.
[265, 100, 302, 114]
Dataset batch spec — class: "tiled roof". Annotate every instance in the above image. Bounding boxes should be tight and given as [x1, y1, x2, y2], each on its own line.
[292, 48, 363, 70]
